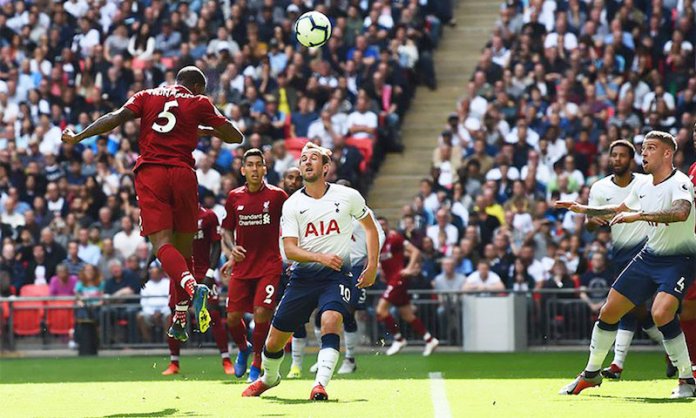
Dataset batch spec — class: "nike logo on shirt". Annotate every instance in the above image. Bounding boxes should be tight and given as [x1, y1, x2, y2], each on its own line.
[299, 209, 309, 214]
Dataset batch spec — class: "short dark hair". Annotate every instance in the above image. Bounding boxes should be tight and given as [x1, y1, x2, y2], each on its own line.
[242, 148, 265, 164]
[644, 130, 678, 151]
[609, 139, 635, 158]
[176, 66, 207, 91]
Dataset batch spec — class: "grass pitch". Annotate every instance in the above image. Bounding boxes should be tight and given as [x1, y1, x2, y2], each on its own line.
[0, 351, 693, 417]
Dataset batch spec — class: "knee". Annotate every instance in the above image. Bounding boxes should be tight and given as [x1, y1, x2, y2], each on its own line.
[598, 303, 620, 323]
[376, 303, 388, 318]
[253, 307, 273, 324]
[226, 312, 243, 327]
[320, 311, 343, 334]
[652, 307, 676, 327]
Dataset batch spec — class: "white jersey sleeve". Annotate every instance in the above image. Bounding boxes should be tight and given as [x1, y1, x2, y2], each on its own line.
[281, 199, 300, 238]
[347, 188, 369, 220]
[622, 182, 641, 211]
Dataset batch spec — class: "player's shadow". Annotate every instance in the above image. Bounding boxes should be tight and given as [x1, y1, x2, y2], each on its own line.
[262, 396, 368, 405]
[100, 408, 182, 417]
[587, 394, 695, 404]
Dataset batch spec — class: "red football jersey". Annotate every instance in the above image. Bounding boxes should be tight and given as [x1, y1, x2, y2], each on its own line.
[192, 207, 221, 279]
[124, 85, 228, 171]
[689, 162, 696, 232]
[380, 230, 405, 284]
[222, 183, 288, 279]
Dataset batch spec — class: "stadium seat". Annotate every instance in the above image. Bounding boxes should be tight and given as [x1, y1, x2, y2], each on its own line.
[46, 300, 75, 336]
[12, 300, 44, 336]
[346, 137, 373, 172]
[285, 137, 309, 159]
[19, 285, 50, 298]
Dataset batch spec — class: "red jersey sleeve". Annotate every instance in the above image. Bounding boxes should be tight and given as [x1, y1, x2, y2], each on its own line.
[208, 211, 221, 242]
[198, 97, 228, 128]
[392, 232, 405, 253]
[222, 192, 237, 231]
[123, 90, 146, 117]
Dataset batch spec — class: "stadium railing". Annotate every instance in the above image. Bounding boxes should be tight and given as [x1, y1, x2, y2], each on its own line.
[0, 289, 657, 353]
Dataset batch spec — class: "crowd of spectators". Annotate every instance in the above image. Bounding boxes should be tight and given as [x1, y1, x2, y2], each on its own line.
[0, 0, 455, 343]
[399, 0, 696, 330]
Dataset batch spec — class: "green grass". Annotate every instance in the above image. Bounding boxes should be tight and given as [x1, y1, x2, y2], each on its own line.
[0, 351, 693, 417]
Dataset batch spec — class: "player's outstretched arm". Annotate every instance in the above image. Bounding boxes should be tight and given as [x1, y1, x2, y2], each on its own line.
[611, 199, 691, 226]
[282, 237, 343, 271]
[357, 214, 380, 288]
[554, 200, 628, 217]
[198, 121, 244, 144]
[62, 107, 137, 144]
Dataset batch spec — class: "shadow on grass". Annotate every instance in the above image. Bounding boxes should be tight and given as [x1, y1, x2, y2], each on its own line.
[587, 395, 696, 404]
[100, 408, 183, 417]
[262, 396, 368, 405]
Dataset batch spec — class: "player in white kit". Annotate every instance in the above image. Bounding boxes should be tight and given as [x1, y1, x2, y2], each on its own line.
[557, 131, 696, 398]
[243, 143, 381, 400]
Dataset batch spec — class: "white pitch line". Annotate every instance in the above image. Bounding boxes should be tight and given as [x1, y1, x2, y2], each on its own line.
[428, 372, 452, 418]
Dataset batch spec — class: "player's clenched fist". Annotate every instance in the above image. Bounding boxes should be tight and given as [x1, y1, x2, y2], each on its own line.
[317, 253, 343, 271]
[357, 264, 377, 289]
[61, 128, 81, 145]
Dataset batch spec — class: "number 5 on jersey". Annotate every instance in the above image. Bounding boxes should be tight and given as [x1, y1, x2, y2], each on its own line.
[153, 100, 179, 133]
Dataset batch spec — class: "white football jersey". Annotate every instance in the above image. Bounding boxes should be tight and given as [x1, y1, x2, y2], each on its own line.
[350, 209, 386, 266]
[589, 174, 650, 259]
[623, 170, 696, 256]
[281, 184, 369, 278]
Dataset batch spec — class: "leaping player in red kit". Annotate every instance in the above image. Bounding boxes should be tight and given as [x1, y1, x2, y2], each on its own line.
[683, 122, 696, 377]
[61, 67, 243, 339]
[161, 205, 233, 375]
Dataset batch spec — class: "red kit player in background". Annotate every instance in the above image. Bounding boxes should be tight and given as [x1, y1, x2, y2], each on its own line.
[61, 67, 243, 341]
[684, 121, 696, 376]
[161, 205, 232, 375]
[221, 149, 288, 382]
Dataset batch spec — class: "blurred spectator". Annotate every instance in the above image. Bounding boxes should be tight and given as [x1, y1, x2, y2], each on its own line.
[64, 240, 86, 277]
[1, 243, 26, 292]
[463, 260, 505, 292]
[137, 266, 170, 343]
[26, 244, 56, 286]
[113, 216, 144, 259]
[49, 263, 77, 297]
[432, 257, 466, 291]
[579, 252, 611, 314]
[75, 264, 104, 306]
[77, 227, 100, 266]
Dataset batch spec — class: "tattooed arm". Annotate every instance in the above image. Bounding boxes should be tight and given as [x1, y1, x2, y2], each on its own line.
[555, 201, 630, 217]
[610, 199, 692, 226]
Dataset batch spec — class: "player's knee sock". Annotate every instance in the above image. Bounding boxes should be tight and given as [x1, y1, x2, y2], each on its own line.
[157, 244, 195, 298]
[612, 329, 634, 368]
[344, 312, 358, 333]
[228, 318, 249, 352]
[585, 320, 618, 373]
[291, 336, 307, 368]
[174, 302, 188, 326]
[260, 347, 283, 385]
[642, 325, 663, 344]
[252, 321, 270, 369]
[679, 319, 696, 367]
[409, 318, 433, 342]
[315, 334, 340, 388]
[660, 319, 694, 379]
[167, 336, 180, 365]
[344, 313, 358, 359]
[210, 310, 229, 356]
[379, 315, 402, 340]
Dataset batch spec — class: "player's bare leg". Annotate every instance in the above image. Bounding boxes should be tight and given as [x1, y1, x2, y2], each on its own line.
[679, 297, 696, 377]
[651, 292, 696, 398]
[248, 306, 274, 382]
[227, 310, 252, 378]
[560, 289, 635, 395]
[310, 310, 343, 400]
[242, 326, 292, 397]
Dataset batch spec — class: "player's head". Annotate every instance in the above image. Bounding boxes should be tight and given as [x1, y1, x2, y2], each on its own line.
[241, 148, 266, 186]
[282, 167, 302, 195]
[377, 215, 389, 233]
[641, 130, 677, 174]
[608, 139, 635, 176]
[299, 143, 331, 183]
[176, 66, 207, 95]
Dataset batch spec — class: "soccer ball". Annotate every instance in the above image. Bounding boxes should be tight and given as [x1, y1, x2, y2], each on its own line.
[295, 11, 332, 48]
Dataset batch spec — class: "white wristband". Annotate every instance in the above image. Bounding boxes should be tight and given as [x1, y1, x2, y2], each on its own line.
[206, 268, 215, 278]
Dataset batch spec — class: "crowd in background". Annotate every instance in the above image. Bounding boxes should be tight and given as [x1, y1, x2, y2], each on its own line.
[0, 0, 454, 324]
[401, 0, 696, 325]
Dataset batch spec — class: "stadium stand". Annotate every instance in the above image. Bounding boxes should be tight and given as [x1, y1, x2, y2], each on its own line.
[0, 0, 453, 344]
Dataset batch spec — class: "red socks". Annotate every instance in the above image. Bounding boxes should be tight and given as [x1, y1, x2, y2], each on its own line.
[380, 315, 401, 339]
[409, 318, 432, 342]
[252, 321, 270, 368]
[680, 319, 696, 366]
[157, 244, 195, 298]
[210, 310, 229, 355]
[228, 317, 249, 351]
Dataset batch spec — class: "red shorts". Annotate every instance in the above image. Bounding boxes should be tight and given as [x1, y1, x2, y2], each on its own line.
[685, 281, 696, 301]
[381, 280, 411, 307]
[226, 274, 281, 313]
[134, 164, 198, 237]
